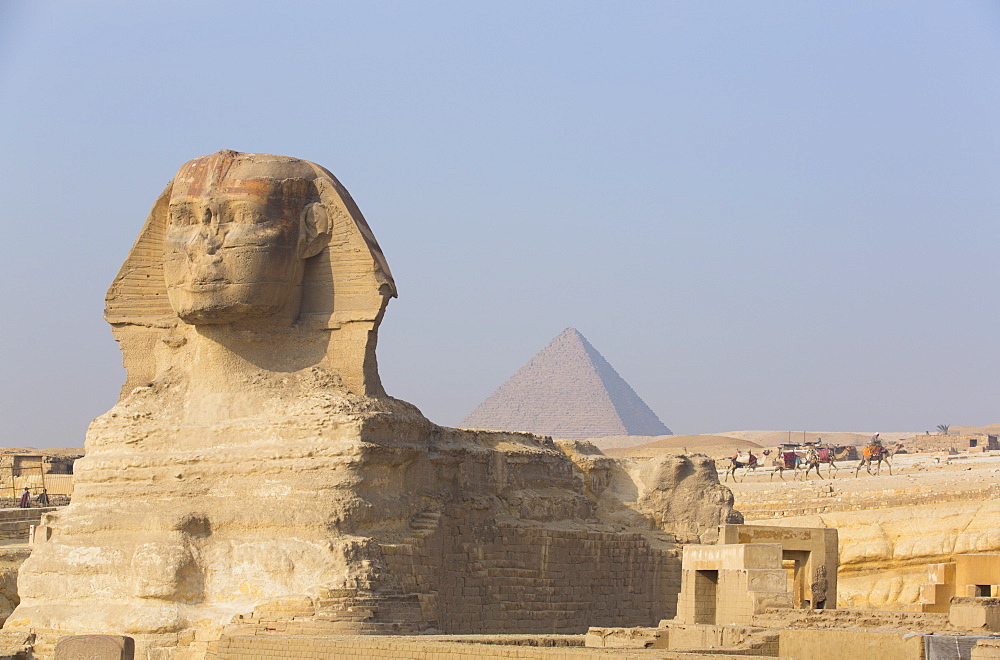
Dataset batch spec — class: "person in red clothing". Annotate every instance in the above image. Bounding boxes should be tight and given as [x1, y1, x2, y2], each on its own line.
[18, 488, 30, 508]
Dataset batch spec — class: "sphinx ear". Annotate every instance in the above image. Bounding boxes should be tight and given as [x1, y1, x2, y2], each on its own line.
[299, 202, 331, 259]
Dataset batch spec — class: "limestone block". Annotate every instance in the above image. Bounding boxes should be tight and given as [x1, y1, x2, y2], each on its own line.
[0, 547, 29, 625]
[957, 555, 1000, 588]
[920, 583, 957, 607]
[929, 562, 957, 585]
[54, 635, 134, 659]
[681, 542, 781, 571]
[750, 591, 794, 613]
[583, 626, 663, 648]
[0, 630, 33, 658]
[741, 543, 783, 570]
[950, 597, 1000, 631]
[779, 628, 925, 660]
[973, 638, 1000, 660]
[746, 568, 787, 593]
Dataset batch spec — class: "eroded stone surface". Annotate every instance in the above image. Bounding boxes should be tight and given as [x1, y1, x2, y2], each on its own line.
[54, 635, 134, 660]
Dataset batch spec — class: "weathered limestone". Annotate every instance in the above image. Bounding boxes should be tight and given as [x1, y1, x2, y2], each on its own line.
[0, 547, 30, 626]
[674, 543, 792, 626]
[719, 523, 838, 609]
[778, 628, 925, 660]
[588, 592, 1000, 659]
[103, 150, 395, 397]
[5, 152, 739, 658]
[974, 638, 1000, 659]
[949, 597, 1000, 631]
[742, 483, 1000, 609]
[913, 555, 1000, 613]
[54, 635, 134, 660]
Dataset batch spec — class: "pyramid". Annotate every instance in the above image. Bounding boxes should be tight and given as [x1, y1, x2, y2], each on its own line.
[461, 328, 671, 440]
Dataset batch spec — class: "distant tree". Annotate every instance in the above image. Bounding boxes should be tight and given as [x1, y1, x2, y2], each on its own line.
[936, 424, 950, 435]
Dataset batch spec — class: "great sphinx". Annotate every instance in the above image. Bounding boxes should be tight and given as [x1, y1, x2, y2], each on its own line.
[6, 151, 740, 658]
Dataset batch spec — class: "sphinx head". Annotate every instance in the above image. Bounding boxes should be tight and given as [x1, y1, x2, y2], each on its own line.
[106, 150, 396, 395]
[163, 151, 331, 325]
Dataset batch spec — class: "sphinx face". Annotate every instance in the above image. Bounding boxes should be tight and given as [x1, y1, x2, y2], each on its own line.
[163, 159, 314, 325]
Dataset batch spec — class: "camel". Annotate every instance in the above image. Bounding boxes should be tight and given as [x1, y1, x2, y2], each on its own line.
[855, 442, 902, 477]
[723, 451, 760, 482]
[769, 448, 808, 481]
[798, 447, 825, 480]
[810, 445, 853, 478]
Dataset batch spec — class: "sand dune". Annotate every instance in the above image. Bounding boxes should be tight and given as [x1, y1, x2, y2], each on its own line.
[589, 430, 922, 456]
[601, 434, 762, 459]
[587, 434, 677, 451]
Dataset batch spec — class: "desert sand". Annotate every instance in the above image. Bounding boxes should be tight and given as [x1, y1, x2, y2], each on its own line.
[599, 434, 762, 459]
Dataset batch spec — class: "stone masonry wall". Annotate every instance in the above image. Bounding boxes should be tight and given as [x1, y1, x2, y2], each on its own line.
[208, 635, 766, 660]
[0, 507, 59, 542]
[382, 522, 681, 634]
[210, 635, 577, 660]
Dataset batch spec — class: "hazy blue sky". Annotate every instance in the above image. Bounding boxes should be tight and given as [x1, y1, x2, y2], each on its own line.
[1, 1, 998, 448]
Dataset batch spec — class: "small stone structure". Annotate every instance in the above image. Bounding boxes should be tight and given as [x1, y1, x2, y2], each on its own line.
[4, 152, 740, 659]
[913, 554, 1000, 612]
[674, 543, 792, 626]
[587, 529, 1000, 659]
[719, 523, 838, 610]
[949, 597, 1000, 632]
[908, 433, 1000, 452]
[671, 523, 838, 628]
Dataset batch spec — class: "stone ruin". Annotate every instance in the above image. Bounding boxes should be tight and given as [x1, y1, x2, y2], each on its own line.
[673, 524, 839, 628]
[4, 151, 742, 658]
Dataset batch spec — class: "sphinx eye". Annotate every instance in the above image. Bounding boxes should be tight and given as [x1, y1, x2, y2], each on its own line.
[231, 206, 265, 224]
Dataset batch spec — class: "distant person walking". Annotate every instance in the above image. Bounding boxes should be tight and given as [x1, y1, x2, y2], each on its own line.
[18, 488, 30, 508]
[35, 489, 49, 506]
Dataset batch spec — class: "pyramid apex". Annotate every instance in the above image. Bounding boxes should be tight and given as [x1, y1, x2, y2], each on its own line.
[556, 327, 585, 341]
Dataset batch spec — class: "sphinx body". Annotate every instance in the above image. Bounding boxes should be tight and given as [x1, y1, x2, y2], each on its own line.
[7, 151, 414, 650]
[6, 152, 740, 659]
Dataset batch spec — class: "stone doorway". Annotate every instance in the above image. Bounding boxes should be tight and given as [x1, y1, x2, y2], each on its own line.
[693, 570, 718, 624]
[783, 550, 812, 608]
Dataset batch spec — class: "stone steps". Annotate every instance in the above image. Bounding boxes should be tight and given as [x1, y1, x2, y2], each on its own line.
[409, 511, 441, 537]
[0, 631, 33, 660]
